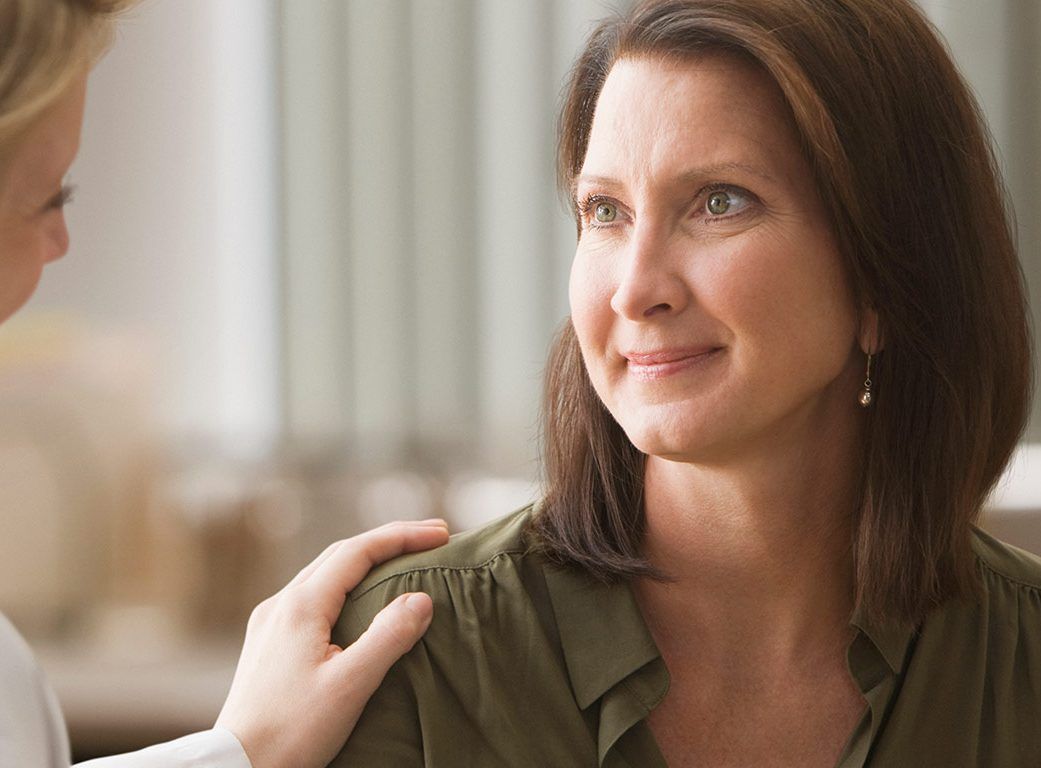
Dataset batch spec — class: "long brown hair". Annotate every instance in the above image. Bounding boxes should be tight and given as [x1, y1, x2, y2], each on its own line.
[532, 0, 1034, 626]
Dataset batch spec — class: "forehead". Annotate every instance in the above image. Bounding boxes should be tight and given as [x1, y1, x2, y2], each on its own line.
[580, 54, 803, 187]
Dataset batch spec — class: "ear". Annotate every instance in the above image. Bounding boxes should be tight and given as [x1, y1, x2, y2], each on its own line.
[858, 307, 884, 354]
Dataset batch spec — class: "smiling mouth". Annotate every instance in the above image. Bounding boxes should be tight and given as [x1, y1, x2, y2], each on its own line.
[624, 347, 724, 381]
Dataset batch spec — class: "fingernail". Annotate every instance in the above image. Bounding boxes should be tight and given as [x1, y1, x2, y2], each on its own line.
[415, 518, 448, 526]
[404, 592, 433, 622]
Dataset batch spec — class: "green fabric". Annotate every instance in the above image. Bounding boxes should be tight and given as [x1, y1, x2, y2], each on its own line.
[328, 504, 1041, 767]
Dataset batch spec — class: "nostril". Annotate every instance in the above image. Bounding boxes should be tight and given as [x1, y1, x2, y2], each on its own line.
[644, 303, 671, 317]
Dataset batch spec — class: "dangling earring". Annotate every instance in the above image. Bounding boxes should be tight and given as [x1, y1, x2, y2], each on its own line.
[858, 352, 874, 408]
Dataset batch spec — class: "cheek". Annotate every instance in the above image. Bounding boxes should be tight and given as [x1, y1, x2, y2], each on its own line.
[719, 234, 857, 373]
[0, 215, 67, 322]
[0, 253, 46, 323]
[567, 246, 614, 347]
[783, 248, 857, 350]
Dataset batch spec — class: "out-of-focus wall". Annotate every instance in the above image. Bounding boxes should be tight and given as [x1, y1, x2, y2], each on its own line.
[24, 0, 282, 457]
[280, 0, 619, 474]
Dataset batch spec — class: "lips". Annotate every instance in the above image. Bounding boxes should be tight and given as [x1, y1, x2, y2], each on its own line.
[623, 346, 723, 380]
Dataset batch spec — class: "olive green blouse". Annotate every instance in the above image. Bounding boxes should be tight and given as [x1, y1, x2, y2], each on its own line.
[329, 504, 1041, 767]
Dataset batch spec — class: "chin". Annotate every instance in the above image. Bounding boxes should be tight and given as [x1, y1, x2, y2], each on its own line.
[0, 278, 41, 324]
[616, 397, 757, 464]
[619, 415, 707, 462]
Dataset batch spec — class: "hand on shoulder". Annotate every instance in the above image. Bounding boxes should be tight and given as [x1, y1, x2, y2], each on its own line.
[215, 519, 449, 768]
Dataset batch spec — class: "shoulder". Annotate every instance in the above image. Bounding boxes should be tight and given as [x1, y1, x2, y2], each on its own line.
[352, 502, 535, 597]
[328, 503, 597, 767]
[335, 504, 541, 641]
[882, 530, 1041, 757]
[970, 525, 1041, 594]
[963, 527, 1041, 665]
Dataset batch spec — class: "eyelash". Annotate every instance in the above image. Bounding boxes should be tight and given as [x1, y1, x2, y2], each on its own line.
[699, 184, 755, 220]
[575, 194, 615, 224]
[576, 183, 756, 229]
[47, 184, 77, 211]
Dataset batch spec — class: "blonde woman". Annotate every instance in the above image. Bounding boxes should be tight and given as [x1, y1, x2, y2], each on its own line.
[0, 2, 447, 767]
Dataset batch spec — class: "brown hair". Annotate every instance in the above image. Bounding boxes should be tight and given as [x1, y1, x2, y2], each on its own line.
[533, 0, 1034, 625]
[0, 0, 133, 165]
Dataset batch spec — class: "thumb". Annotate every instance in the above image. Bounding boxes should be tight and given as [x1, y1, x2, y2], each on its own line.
[330, 592, 434, 700]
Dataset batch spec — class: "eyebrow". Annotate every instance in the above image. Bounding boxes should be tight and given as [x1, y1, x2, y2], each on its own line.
[573, 161, 779, 197]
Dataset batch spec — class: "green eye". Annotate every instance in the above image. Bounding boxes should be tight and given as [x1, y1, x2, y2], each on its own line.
[707, 191, 731, 215]
[594, 202, 617, 223]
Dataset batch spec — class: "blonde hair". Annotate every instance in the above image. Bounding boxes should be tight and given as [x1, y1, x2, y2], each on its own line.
[0, 0, 133, 159]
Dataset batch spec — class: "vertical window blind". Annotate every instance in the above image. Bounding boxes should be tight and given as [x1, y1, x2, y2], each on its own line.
[280, 0, 1041, 484]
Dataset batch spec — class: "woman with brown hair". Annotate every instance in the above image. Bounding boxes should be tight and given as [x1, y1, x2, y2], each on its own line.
[331, 0, 1038, 765]
[0, 2, 448, 766]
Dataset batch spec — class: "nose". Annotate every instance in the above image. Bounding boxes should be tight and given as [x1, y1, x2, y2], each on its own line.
[609, 226, 690, 321]
[46, 216, 70, 262]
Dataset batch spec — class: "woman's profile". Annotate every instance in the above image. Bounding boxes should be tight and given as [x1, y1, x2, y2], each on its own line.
[0, 3, 448, 766]
[330, 0, 1038, 766]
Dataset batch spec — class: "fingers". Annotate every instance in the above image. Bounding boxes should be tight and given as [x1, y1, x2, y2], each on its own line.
[327, 592, 434, 701]
[303, 521, 449, 622]
[285, 540, 342, 590]
[218, 524, 444, 768]
[288, 519, 448, 591]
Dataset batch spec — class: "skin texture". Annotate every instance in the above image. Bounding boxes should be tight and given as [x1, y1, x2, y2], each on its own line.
[571, 57, 866, 467]
[0, 75, 85, 323]
[0, 75, 449, 768]
[571, 55, 873, 766]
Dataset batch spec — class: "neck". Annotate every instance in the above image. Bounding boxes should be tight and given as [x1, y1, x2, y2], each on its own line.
[635, 412, 862, 667]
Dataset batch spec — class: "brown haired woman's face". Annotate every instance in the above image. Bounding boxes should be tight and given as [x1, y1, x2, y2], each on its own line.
[570, 55, 866, 462]
[0, 75, 87, 325]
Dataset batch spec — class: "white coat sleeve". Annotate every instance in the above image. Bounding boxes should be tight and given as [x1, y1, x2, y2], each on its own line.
[73, 728, 252, 768]
[0, 612, 251, 768]
[0, 613, 71, 768]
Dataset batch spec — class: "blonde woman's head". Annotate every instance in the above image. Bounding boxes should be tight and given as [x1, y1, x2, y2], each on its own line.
[0, 0, 132, 161]
[0, 0, 133, 322]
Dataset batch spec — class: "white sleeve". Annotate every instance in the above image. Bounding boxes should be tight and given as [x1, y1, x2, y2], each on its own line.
[0, 615, 251, 768]
[73, 728, 252, 768]
[0, 613, 71, 768]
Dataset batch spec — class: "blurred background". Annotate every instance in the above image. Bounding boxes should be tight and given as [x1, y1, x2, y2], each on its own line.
[0, 0, 1038, 760]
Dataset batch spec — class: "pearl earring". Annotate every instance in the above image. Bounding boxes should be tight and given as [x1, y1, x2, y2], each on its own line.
[858, 352, 874, 407]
